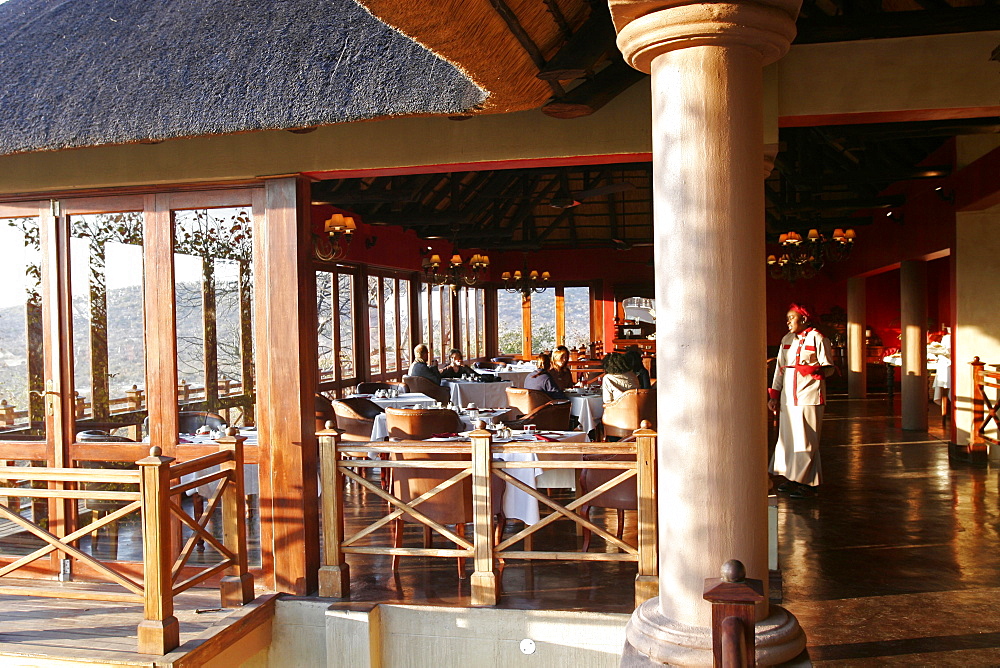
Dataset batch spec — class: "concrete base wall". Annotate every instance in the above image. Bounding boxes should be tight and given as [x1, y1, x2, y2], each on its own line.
[268, 599, 630, 668]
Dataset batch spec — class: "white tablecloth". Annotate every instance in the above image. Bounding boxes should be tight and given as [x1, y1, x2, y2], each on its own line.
[532, 430, 589, 491]
[442, 380, 513, 409]
[371, 409, 511, 441]
[565, 391, 604, 434]
[473, 368, 532, 388]
[179, 429, 259, 497]
[347, 392, 436, 409]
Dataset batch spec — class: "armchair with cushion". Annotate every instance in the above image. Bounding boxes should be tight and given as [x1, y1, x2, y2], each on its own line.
[384, 407, 463, 440]
[178, 411, 226, 435]
[401, 375, 450, 403]
[505, 387, 550, 417]
[331, 397, 384, 442]
[504, 400, 571, 431]
[578, 453, 637, 552]
[601, 389, 656, 440]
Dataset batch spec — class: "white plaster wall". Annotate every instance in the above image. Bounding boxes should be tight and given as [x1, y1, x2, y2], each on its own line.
[953, 204, 1000, 447]
[267, 600, 629, 668]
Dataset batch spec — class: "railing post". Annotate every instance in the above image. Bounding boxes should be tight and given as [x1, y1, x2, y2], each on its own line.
[971, 357, 986, 454]
[634, 420, 659, 607]
[470, 423, 497, 606]
[74, 392, 86, 420]
[178, 381, 190, 403]
[136, 446, 180, 655]
[127, 385, 144, 412]
[703, 560, 764, 668]
[0, 400, 14, 427]
[218, 427, 254, 606]
[318, 423, 351, 598]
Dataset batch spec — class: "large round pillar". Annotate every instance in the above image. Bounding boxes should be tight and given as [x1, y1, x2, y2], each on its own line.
[847, 277, 867, 399]
[612, 2, 805, 665]
[901, 259, 929, 431]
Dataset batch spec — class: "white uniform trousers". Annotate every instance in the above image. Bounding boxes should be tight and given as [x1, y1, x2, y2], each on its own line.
[770, 404, 824, 487]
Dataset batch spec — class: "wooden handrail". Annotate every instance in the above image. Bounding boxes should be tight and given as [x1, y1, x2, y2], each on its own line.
[0, 433, 253, 656]
[318, 424, 659, 607]
[970, 357, 999, 456]
[703, 560, 764, 667]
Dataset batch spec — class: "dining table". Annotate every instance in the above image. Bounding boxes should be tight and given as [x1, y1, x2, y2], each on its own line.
[346, 391, 437, 410]
[564, 389, 605, 435]
[178, 428, 259, 498]
[472, 364, 535, 388]
[441, 379, 512, 409]
[369, 408, 512, 442]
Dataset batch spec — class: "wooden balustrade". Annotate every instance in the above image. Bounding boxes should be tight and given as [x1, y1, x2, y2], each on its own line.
[703, 560, 764, 668]
[318, 425, 658, 607]
[970, 357, 1000, 457]
[0, 429, 254, 655]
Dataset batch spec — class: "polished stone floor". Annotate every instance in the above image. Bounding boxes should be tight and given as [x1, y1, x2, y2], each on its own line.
[779, 395, 1000, 665]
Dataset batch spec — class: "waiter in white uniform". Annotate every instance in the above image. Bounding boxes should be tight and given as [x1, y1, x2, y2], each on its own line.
[768, 304, 834, 498]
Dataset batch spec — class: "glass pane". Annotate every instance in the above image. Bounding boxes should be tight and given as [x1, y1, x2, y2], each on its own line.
[439, 287, 452, 359]
[383, 278, 396, 373]
[458, 288, 469, 359]
[317, 272, 335, 384]
[69, 212, 144, 439]
[368, 276, 381, 375]
[430, 285, 442, 363]
[419, 281, 430, 358]
[398, 280, 410, 371]
[0, 218, 44, 439]
[563, 287, 592, 349]
[497, 290, 522, 356]
[477, 289, 486, 358]
[338, 273, 355, 380]
[530, 290, 556, 354]
[214, 258, 243, 399]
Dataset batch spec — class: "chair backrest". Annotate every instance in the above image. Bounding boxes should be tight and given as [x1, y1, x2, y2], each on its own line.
[356, 381, 407, 395]
[385, 407, 462, 440]
[401, 375, 450, 403]
[75, 429, 135, 443]
[316, 393, 335, 434]
[601, 389, 657, 438]
[579, 454, 637, 511]
[505, 387, 550, 415]
[392, 451, 473, 525]
[178, 411, 226, 435]
[473, 361, 498, 370]
[332, 398, 384, 442]
[519, 400, 572, 431]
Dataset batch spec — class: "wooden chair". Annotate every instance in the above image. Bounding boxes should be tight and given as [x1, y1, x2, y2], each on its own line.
[505, 400, 571, 431]
[401, 375, 451, 404]
[355, 381, 407, 395]
[473, 361, 498, 370]
[385, 407, 463, 440]
[505, 387, 550, 417]
[579, 453, 637, 552]
[331, 397, 384, 442]
[75, 430, 135, 559]
[601, 389, 656, 440]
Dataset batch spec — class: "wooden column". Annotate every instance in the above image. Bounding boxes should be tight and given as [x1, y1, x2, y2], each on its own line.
[470, 426, 497, 605]
[901, 259, 928, 431]
[219, 429, 254, 606]
[520, 294, 532, 360]
[255, 177, 319, 594]
[318, 426, 350, 597]
[612, 2, 806, 665]
[634, 423, 658, 607]
[847, 277, 867, 398]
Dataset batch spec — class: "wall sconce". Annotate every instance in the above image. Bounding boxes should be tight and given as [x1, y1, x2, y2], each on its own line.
[886, 211, 903, 224]
[314, 213, 357, 261]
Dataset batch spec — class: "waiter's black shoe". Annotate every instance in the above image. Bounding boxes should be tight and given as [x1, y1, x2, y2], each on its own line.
[789, 485, 816, 499]
[777, 481, 797, 493]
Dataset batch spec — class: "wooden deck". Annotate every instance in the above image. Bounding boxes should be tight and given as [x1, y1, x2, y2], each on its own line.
[0, 581, 276, 667]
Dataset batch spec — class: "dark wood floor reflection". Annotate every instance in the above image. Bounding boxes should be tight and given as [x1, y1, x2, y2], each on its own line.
[782, 395, 1000, 666]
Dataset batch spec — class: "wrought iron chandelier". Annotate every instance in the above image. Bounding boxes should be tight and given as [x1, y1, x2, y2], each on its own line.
[767, 228, 856, 283]
[501, 266, 550, 297]
[423, 252, 489, 292]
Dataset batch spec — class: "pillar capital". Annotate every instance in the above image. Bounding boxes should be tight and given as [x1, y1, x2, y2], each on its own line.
[610, 1, 801, 73]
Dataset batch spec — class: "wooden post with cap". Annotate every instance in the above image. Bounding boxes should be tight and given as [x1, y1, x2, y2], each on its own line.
[218, 427, 254, 606]
[137, 445, 180, 655]
[971, 357, 987, 455]
[318, 422, 350, 597]
[634, 420, 658, 606]
[703, 559, 765, 667]
[470, 422, 497, 606]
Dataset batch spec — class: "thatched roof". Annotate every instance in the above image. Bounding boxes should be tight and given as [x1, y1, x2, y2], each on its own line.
[0, 0, 486, 157]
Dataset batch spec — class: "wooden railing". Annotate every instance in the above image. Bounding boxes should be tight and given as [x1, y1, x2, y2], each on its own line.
[0, 429, 253, 655]
[318, 426, 658, 607]
[970, 357, 1000, 455]
[704, 559, 763, 668]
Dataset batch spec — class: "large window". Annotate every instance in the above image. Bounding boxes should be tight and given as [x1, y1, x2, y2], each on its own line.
[497, 290, 523, 356]
[458, 287, 486, 360]
[496, 284, 597, 358]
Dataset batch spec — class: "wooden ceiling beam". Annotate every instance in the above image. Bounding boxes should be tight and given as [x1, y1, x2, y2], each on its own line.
[486, 0, 565, 96]
[543, 59, 647, 119]
[537, 9, 616, 80]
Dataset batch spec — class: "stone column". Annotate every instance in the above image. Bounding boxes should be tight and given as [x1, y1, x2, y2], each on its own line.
[901, 259, 929, 431]
[611, 1, 805, 665]
[847, 277, 867, 399]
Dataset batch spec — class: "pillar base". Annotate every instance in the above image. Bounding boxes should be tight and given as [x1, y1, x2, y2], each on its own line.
[621, 597, 806, 666]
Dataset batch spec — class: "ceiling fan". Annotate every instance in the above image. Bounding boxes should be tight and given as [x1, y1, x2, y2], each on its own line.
[546, 178, 635, 209]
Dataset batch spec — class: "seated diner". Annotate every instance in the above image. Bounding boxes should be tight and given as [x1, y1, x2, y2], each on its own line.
[440, 348, 475, 379]
[550, 345, 575, 390]
[408, 343, 441, 385]
[524, 352, 568, 400]
[602, 352, 640, 404]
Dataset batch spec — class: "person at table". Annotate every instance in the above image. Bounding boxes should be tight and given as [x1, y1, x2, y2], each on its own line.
[624, 345, 652, 389]
[440, 348, 475, 379]
[550, 345, 575, 390]
[524, 352, 567, 400]
[767, 303, 834, 499]
[602, 352, 640, 404]
[408, 343, 441, 384]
